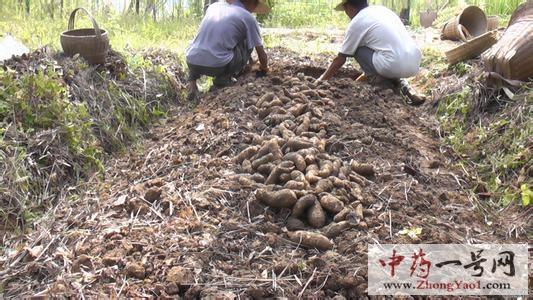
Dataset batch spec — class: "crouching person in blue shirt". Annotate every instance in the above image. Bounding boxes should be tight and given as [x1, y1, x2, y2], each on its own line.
[185, 0, 270, 103]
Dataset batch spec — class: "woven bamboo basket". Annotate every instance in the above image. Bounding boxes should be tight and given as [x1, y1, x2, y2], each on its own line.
[508, 1, 533, 26]
[441, 6, 487, 42]
[60, 8, 109, 65]
[445, 30, 498, 65]
[487, 16, 499, 31]
[483, 2, 533, 81]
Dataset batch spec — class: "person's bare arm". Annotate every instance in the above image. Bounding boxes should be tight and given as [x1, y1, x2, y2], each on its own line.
[318, 54, 347, 81]
[255, 45, 268, 72]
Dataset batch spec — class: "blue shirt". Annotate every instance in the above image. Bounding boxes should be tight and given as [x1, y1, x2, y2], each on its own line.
[186, 1, 263, 68]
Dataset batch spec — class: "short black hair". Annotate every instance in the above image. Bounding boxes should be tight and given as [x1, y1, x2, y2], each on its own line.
[346, 0, 368, 10]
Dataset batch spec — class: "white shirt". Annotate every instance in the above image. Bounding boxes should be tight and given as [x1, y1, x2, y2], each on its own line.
[340, 5, 421, 79]
[186, 1, 262, 68]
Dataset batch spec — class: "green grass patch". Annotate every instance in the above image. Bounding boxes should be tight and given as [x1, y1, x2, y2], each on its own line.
[437, 83, 532, 207]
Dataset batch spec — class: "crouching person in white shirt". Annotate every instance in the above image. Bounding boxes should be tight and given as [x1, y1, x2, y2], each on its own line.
[317, 0, 426, 104]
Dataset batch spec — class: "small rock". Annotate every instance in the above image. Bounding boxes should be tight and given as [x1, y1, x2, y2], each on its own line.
[145, 188, 162, 202]
[260, 221, 282, 234]
[165, 282, 180, 295]
[428, 159, 441, 169]
[125, 262, 146, 279]
[72, 254, 93, 272]
[265, 232, 279, 247]
[102, 253, 121, 266]
[246, 288, 265, 299]
[271, 76, 283, 85]
[379, 172, 393, 182]
[166, 266, 193, 284]
[361, 136, 373, 145]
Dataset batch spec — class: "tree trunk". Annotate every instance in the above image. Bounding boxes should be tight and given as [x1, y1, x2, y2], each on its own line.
[49, 0, 54, 18]
[135, 0, 140, 15]
[24, 0, 30, 14]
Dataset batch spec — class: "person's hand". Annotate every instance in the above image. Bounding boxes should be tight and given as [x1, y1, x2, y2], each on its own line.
[256, 65, 269, 78]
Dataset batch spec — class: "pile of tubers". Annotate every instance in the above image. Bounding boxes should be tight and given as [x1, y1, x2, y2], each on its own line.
[235, 74, 377, 249]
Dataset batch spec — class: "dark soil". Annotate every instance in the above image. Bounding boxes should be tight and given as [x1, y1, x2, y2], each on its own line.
[0, 48, 526, 298]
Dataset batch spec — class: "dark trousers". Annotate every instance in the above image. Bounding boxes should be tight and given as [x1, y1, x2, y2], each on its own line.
[187, 41, 252, 87]
[354, 46, 378, 76]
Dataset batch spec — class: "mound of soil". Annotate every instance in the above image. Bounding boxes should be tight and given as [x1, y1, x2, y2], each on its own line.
[0, 49, 523, 298]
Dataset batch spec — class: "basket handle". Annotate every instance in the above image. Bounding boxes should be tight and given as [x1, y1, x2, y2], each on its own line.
[68, 7, 102, 37]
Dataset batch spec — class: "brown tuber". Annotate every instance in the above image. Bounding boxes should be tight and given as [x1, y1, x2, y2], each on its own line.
[307, 200, 326, 228]
[305, 169, 321, 185]
[257, 163, 275, 176]
[279, 173, 291, 183]
[283, 152, 306, 172]
[333, 207, 351, 222]
[250, 173, 265, 183]
[287, 231, 333, 250]
[315, 178, 333, 194]
[278, 123, 295, 140]
[286, 217, 307, 231]
[319, 194, 344, 214]
[264, 98, 284, 108]
[256, 189, 298, 208]
[265, 161, 294, 185]
[297, 148, 319, 157]
[322, 221, 352, 238]
[304, 154, 316, 165]
[289, 103, 309, 117]
[256, 139, 283, 161]
[295, 116, 310, 135]
[318, 160, 334, 178]
[252, 153, 274, 170]
[256, 92, 276, 107]
[285, 180, 307, 190]
[242, 159, 253, 174]
[235, 146, 259, 164]
[291, 194, 317, 218]
[267, 114, 292, 125]
[351, 162, 375, 177]
[238, 176, 257, 186]
[286, 137, 314, 151]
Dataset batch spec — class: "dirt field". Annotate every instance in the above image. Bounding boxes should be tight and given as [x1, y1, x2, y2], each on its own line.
[1, 45, 528, 298]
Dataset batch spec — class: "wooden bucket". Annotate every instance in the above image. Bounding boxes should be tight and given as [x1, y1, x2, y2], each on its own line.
[441, 6, 487, 42]
[483, 2, 533, 81]
[487, 15, 499, 31]
[60, 8, 109, 65]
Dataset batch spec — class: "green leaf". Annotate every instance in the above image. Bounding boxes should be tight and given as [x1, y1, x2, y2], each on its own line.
[520, 184, 531, 206]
